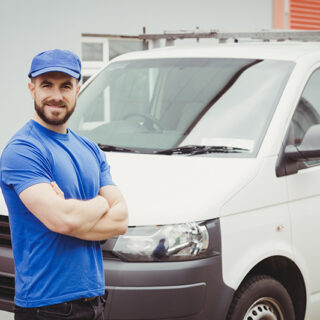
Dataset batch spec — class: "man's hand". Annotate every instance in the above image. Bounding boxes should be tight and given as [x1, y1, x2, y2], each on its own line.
[51, 182, 64, 199]
[74, 185, 128, 241]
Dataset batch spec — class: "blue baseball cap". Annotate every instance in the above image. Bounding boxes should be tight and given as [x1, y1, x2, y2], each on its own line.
[28, 49, 81, 80]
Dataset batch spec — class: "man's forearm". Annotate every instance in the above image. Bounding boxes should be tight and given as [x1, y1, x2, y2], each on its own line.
[49, 183, 127, 240]
[72, 202, 128, 241]
[64, 195, 110, 235]
[19, 183, 110, 235]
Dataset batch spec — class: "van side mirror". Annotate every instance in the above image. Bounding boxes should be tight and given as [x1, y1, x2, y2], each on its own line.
[285, 124, 320, 161]
[276, 124, 320, 177]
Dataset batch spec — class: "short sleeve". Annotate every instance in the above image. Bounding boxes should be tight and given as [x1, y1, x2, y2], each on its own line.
[0, 140, 53, 195]
[98, 148, 115, 188]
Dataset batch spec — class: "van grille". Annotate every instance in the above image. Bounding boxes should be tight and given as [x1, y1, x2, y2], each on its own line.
[0, 216, 11, 247]
[101, 238, 121, 261]
[102, 250, 120, 260]
[0, 275, 14, 300]
[0, 274, 14, 312]
[0, 216, 120, 311]
[0, 215, 120, 259]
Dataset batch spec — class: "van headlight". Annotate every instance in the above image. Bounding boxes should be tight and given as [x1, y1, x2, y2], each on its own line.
[112, 222, 210, 262]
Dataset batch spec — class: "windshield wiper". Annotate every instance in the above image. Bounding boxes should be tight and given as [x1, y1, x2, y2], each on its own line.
[154, 144, 250, 155]
[98, 144, 138, 153]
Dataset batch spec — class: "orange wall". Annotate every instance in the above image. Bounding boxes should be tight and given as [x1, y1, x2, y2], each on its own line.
[274, 0, 320, 30]
[290, 0, 320, 30]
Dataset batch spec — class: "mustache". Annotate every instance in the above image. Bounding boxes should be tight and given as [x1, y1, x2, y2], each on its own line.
[44, 100, 66, 107]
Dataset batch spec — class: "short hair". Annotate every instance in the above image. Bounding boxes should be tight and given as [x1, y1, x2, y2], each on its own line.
[29, 75, 79, 85]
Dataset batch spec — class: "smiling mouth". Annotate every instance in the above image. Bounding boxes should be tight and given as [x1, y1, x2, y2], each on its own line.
[46, 104, 65, 109]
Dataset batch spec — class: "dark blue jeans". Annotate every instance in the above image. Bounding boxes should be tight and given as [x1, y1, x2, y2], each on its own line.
[14, 295, 106, 320]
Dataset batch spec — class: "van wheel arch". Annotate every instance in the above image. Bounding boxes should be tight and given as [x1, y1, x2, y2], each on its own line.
[227, 274, 295, 319]
[229, 256, 306, 320]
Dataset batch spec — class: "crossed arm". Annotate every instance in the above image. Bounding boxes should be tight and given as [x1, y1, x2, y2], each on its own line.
[19, 182, 128, 241]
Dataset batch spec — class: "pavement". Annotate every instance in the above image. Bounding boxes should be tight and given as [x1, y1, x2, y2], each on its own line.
[0, 310, 13, 319]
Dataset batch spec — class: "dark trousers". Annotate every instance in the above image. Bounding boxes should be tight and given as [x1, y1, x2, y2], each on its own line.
[14, 295, 106, 320]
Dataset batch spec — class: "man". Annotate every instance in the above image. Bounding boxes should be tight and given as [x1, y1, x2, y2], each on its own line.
[0, 49, 128, 320]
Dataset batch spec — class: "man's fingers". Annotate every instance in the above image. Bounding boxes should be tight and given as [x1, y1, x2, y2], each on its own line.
[55, 184, 64, 197]
[51, 182, 60, 195]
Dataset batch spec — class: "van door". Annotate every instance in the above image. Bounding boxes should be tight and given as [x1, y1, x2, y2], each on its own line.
[285, 68, 320, 319]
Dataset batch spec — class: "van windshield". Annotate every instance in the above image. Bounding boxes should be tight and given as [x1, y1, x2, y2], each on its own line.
[69, 58, 294, 156]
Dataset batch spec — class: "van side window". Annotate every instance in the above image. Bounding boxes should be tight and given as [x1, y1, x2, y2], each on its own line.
[288, 68, 320, 166]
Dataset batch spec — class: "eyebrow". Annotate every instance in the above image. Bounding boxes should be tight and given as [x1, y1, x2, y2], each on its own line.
[39, 80, 74, 87]
[40, 80, 52, 86]
[61, 81, 74, 87]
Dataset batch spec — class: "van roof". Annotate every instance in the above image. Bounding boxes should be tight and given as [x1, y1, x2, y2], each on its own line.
[114, 41, 320, 63]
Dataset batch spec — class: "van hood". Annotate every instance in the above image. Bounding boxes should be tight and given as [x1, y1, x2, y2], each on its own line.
[106, 153, 260, 226]
[0, 153, 260, 226]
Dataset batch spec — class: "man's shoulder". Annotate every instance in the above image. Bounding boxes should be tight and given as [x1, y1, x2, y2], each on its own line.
[2, 121, 46, 158]
[11, 121, 41, 142]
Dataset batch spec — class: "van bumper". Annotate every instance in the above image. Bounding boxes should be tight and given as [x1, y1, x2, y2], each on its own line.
[103, 255, 234, 320]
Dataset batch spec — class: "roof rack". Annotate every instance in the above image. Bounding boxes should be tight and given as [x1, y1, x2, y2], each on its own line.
[138, 30, 320, 43]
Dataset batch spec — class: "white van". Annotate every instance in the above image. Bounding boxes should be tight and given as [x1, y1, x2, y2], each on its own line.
[1, 36, 320, 319]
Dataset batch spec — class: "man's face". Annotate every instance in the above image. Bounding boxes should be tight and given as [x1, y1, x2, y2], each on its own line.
[28, 72, 80, 126]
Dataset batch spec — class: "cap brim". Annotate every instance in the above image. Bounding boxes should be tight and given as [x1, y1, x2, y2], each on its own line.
[29, 66, 81, 80]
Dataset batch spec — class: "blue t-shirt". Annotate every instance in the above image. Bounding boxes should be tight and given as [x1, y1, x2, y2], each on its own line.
[0, 120, 114, 307]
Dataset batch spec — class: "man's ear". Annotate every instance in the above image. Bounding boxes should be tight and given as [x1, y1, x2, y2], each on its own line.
[28, 82, 35, 100]
[76, 84, 81, 96]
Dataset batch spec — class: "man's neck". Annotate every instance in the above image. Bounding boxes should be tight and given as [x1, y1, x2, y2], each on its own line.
[33, 114, 68, 134]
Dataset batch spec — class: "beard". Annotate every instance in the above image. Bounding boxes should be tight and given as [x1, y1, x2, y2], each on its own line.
[34, 99, 76, 126]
